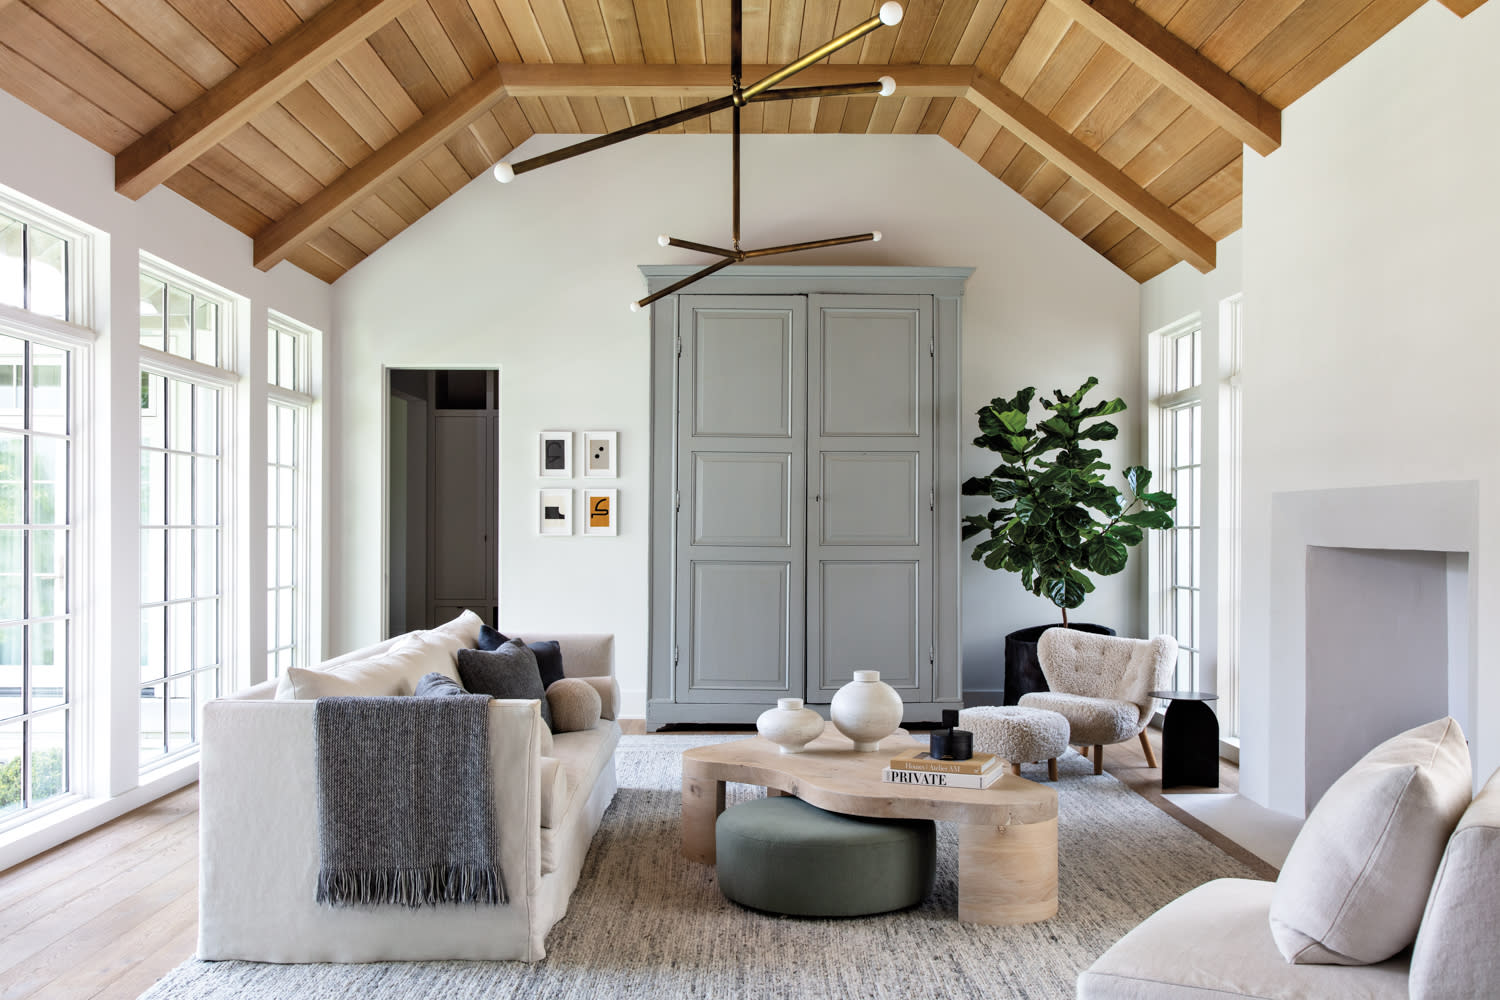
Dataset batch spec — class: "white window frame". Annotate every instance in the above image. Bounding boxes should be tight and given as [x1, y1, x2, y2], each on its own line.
[138, 257, 239, 774]
[1151, 317, 1205, 694]
[0, 205, 94, 830]
[1217, 294, 1244, 738]
[265, 313, 315, 677]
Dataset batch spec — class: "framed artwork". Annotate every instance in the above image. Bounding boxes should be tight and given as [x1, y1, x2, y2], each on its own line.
[538, 489, 572, 535]
[539, 431, 571, 477]
[582, 489, 617, 536]
[582, 430, 617, 478]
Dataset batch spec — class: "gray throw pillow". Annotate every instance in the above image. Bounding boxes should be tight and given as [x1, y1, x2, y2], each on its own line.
[413, 672, 468, 698]
[457, 641, 554, 731]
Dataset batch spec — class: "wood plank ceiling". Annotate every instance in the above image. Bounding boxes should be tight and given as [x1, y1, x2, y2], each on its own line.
[0, 0, 1475, 284]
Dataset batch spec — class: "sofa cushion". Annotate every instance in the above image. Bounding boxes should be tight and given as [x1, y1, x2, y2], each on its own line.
[1078, 878, 1409, 1000]
[273, 610, 481, 699]
[547, 678, 602, 733]
[1269, 717, 1472, 965]
[1409, 767, 1500, 999]
[539, 721, 621, 874]
[458, 642, 554, 730]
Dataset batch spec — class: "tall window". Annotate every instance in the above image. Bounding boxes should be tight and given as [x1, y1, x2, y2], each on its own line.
[139, 260, 235, 769]
[1154, 322, 1203, 691]
[267, 316, 312, 677]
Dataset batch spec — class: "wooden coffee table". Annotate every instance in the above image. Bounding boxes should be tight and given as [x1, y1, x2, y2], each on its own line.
[681, 723, 1059, 924]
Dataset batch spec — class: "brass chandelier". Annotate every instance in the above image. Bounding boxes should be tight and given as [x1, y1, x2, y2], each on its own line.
[492, 0, 905, 311]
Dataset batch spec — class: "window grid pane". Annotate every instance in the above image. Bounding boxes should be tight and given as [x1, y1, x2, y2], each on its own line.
[140, 367, 222, 770]
[1164, 397, 1203, 691]
[140, 272, 226, 366]
[0, 212, 71, 323]
[268, 324, 307, 393]
[266, 400, 305, 676]
[0, 340, 73, 819]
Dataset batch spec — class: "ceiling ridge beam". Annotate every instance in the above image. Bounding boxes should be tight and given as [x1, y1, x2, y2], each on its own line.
[1046, 0, 1280, 156]
[115, 0, 420, 200]
[966, 71, 1216, 272]
[253, 65, 509, 272]
[495, 63, 973, 98]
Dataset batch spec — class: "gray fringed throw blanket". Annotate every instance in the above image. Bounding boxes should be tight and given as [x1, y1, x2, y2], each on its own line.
[312, 694, 506, 907]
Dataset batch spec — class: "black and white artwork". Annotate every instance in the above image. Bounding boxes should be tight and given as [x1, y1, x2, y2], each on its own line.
[539, 431, 571, 478]
[538, 489, 572, 535]
[582, 430, 617, 478]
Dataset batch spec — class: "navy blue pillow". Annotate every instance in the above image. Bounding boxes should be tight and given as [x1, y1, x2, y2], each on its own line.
[413, 672, 468, 698]
[478, 629, 564, 690]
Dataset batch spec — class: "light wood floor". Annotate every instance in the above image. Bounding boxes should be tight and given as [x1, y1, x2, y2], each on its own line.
[0, 727, 1256, 999]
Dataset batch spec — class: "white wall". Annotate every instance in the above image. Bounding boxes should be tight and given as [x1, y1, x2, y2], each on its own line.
[0, 88, 333, 867]
[331, 132, 1142, 715]
[1237, 1, 1500, 809]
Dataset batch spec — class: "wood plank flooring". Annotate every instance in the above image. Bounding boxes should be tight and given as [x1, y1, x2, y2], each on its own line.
[0, 726, 1254, 999]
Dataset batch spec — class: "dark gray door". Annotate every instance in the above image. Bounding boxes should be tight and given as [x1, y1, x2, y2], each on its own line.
[674, 296, 808, 703]
[805, 295, 934, 702]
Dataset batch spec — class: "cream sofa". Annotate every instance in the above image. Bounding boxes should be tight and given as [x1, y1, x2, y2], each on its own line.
[197, 612, 622, 963]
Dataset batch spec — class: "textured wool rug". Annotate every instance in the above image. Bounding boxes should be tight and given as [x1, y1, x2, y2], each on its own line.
[140, 734, 1264, 999]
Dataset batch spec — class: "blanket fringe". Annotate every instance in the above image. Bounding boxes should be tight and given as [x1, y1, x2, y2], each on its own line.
[317, 864, 507, 908]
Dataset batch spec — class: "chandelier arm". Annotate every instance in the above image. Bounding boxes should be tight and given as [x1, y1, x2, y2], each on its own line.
[749, 82, 886, 103]
[741, 233, 879, 258]
[731, 0, 742, 86]
[732, 103, 741, 250]
[507, 95, 737, 177]
[739, 13, 887, 102]
[635, 256, 739, 310]
[662, 237, 741, 258]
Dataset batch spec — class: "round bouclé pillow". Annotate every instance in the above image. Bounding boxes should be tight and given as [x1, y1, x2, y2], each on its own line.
[547, 678, 602, 733]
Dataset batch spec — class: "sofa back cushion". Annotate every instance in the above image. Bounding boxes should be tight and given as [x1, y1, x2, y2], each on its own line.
[1269, 717, 1472, 965]
[274, 610, 480, 699]
[1409, 767, 1500, 999]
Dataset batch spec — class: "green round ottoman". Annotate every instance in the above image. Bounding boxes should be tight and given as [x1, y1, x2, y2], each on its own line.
[715, 796, 936, 917]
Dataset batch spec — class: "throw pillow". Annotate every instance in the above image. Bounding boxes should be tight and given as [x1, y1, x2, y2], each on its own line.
[413, 672, 468, 698]
[477, 624, 506, 651]
[478, 629, 566, 690]
[457, 641, 554, 731]
[1268, 717, 1472, 965]
[547, 678, 602, 733]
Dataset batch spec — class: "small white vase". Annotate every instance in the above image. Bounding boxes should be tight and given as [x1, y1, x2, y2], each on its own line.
[756, 698, 824, 754]
[830, 671, 903, 751]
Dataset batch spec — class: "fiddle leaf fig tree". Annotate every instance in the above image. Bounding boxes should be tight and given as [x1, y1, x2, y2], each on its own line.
[960, 377, 1177, 626]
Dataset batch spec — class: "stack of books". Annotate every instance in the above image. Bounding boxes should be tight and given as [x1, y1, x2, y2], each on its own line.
[882, 748, 1005, 789]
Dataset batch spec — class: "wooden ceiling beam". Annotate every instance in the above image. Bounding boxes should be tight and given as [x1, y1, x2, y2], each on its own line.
[1439, 0, 1487, 15]
[253, 65, 508, 272]
[1046, 0, 1281, 156]
[115, 0, 419, 200]
[967, 71, 1216, 272]
[495, 63, 973, 99]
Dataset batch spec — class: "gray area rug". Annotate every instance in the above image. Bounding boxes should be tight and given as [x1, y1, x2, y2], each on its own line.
[141, 734, 1263, 999]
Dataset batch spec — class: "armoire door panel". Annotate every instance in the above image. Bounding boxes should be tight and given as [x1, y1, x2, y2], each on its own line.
[691, 452, 792, 547]
[692, 310, 795, 438]
[819, 452, 921, 546]
[819, 308, 922, 437]
[815, 560, 921, 690]
[688, 560, 792, 691]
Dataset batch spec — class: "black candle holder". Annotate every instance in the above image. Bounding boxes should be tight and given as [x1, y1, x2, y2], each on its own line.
[929, 728, 974, 761]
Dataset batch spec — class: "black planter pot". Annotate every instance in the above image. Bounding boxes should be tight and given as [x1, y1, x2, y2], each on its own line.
[1002, 623, 1117, 705]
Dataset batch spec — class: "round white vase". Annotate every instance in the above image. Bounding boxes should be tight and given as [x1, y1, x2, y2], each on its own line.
[830, 671, 904, 751]
[756, 698, 824, 754]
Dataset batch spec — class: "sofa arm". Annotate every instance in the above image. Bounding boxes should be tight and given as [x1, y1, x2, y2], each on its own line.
[199, 697, 548, 962]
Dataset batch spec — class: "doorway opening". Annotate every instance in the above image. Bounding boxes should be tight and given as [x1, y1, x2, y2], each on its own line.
[387, 369, 498, 636]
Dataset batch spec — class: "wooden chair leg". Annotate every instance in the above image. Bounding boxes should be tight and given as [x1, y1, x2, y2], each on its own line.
[1010, 761, 1022, 776]
[1093, 745, 1104, 775]
[1139, 730, 1158, 769]
[1047, 758, 1058, 781]
[1078, 745, 1089, 760]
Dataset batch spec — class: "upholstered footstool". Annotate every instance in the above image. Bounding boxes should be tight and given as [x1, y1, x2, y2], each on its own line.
[959, 706, 1071, 781]
[715, 796, 936, 917]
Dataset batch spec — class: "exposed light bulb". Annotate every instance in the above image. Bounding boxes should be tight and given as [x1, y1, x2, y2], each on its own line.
[872, 231, 883, 242]
[879, 2, 903, 26]
[658, 234, 671, 247]
[492, 161, 515, 183]
[878, 76, 896, 97]
[629, 301, 641, 313]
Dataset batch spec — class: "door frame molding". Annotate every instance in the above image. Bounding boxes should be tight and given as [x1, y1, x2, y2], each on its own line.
[644, 266, 973, 730]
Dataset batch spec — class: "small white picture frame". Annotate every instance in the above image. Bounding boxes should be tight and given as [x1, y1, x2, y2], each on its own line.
[582, 430, 617, 478]
[539, 431, 571, 478]
[538, 488, 572, 535]
[582, 489, 617, 536]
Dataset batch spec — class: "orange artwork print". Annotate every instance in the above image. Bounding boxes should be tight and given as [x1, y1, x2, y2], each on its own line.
[590, 495, 611, 528]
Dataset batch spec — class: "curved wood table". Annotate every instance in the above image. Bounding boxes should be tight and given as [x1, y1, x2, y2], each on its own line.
[681, 724, 1059, 925]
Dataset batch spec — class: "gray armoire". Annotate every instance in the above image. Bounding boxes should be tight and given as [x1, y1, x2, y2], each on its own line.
[646, 266, 969, 728]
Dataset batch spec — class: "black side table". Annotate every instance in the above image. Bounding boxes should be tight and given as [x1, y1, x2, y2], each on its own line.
[1148, 690, 1220, 789]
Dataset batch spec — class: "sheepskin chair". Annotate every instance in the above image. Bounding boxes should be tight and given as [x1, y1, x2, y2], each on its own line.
[1017, 629, 1178, 775]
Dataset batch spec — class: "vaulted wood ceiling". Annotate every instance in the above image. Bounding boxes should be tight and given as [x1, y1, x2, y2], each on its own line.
[0, 0, 1480, 283]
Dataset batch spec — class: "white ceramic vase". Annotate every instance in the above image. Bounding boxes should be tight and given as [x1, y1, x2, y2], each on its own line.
[756, 698, 824, 754]
[830, 671, 904, 751]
